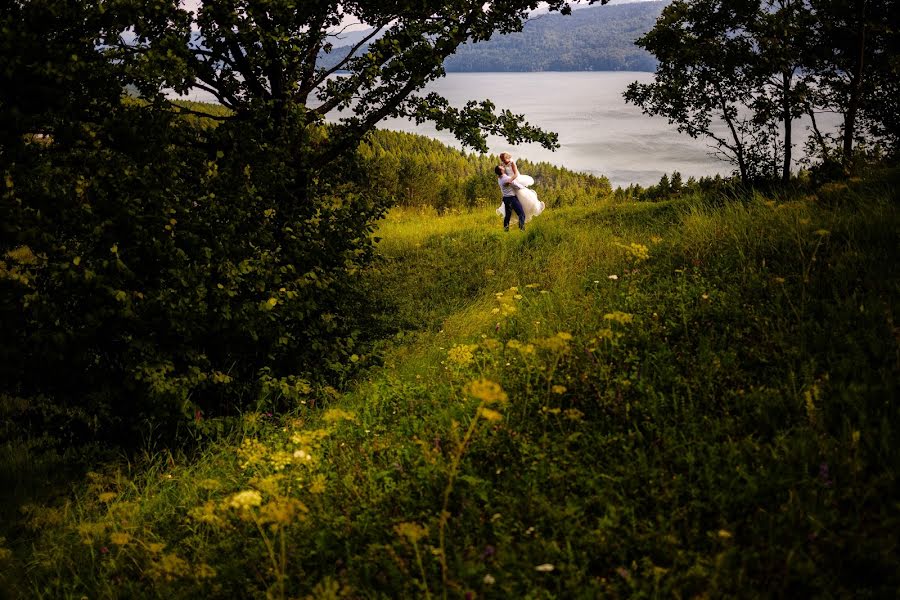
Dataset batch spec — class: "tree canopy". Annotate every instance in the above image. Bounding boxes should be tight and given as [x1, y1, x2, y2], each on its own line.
[625, 0, 900, 185]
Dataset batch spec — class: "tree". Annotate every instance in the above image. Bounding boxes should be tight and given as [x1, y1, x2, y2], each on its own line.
[624, 0, 778, 186]
[1, 0, 611, 440]
[806, 0, 900, 168]
[752, 0, 816, 182]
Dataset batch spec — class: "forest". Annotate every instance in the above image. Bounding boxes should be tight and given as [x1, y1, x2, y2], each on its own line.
[322, 2, 664, 73]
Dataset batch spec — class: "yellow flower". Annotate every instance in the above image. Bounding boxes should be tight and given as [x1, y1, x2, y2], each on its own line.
[98, 492, 117, 503]
[394, 522, 429, 544]
[564, 408, 584, 421]
[478, 407, 503, 422]
[603, 311, 634, 325]
[227, 490, 263, 510]
[323, 408, 356, 423]
[259, 497, 307, 527]
[309, 474, 327, 495]
[109, 532, 131, 546]
[447, 344, 478, 367]
[551, 385, 567, 394]
[464, 379, 508, 405]
[616, 241, 650, 261]
[198, 478, 221, 491]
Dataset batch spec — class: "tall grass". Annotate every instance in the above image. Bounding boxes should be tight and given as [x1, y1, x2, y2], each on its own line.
[3, 175, 898, 598]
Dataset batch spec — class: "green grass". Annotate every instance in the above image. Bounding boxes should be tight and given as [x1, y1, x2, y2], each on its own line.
[3, 175, 899, 598]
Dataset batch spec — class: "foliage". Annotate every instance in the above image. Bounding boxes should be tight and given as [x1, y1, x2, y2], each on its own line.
[1, 0, 604, 441]
[6, 170, 897, 598]
[625, 0, 900, 185]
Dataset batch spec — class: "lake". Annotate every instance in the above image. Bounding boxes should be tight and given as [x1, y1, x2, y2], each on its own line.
[183, 72, 839, 188]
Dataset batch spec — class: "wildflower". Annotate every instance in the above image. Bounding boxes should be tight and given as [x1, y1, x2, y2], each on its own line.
[525, 283, 540, 288]
[296, 449, 314, 464]
[616, 241, 650, 261]
[447, 344, 478, 367]
[814, 229, 831, 236]
[551, 385, 567, 394]
[198, 478, 221, 491]
[5, 246, 37, 264]
[147, 542, 166, 554]
[394, 522, 429, 543]
[564, 408, 584, 421]
[98, 492, 117, 503]
[309, 474, 327, 494]
[227, 490, 262, 511]
[323, 408, 356, 423]
[607, 274, 618, 280]
[259, 498, 307, 527]
[535, 563, 555, 572]
[109, 532, 131, 546]
[464, 379, 508, 405]
[650, 235, 662, 243]
[556, 332, 573, 341]
[717, 529, 733, 539]
[603, 311, 633, 325]
[148, 552, 190, 582]
[478, 407, 503, 422]
[483, 574, 496, 585]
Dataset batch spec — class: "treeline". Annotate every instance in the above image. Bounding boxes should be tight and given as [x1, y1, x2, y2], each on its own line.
[443, 2, 663, 72]
[360, 129, 613, 211]
[321, 2, 664, 73]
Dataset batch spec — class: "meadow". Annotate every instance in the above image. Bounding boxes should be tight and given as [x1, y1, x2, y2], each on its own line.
[2, 172, 898, 598]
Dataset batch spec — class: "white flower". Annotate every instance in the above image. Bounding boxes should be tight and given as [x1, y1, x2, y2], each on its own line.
[535, 563, 555, 572]
[607, 274, 619, 280]
[483, 574, 496, 585]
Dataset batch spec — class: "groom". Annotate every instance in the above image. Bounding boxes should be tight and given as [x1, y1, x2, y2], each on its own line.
[495, 165, 526, 231]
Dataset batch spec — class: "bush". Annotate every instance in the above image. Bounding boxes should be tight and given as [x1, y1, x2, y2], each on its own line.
[1, 105, 389, 444]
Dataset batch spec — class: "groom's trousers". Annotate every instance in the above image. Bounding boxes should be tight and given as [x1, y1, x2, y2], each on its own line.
[502, 195, 526, 231]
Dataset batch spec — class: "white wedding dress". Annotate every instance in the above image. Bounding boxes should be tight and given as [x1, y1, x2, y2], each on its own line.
[496, 174, 545, 223]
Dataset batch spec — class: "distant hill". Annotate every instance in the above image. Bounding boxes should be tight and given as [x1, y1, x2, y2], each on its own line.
[319, 1, 665, 73]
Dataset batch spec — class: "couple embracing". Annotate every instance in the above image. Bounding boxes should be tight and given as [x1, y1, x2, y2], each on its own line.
[495, 152, 545, 231]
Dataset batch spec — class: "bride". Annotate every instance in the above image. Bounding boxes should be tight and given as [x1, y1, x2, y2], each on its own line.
[496, 152, 545, 223]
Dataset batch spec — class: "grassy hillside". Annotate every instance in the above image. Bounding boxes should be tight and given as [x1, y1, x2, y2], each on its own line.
[3, 174, 899, 598]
